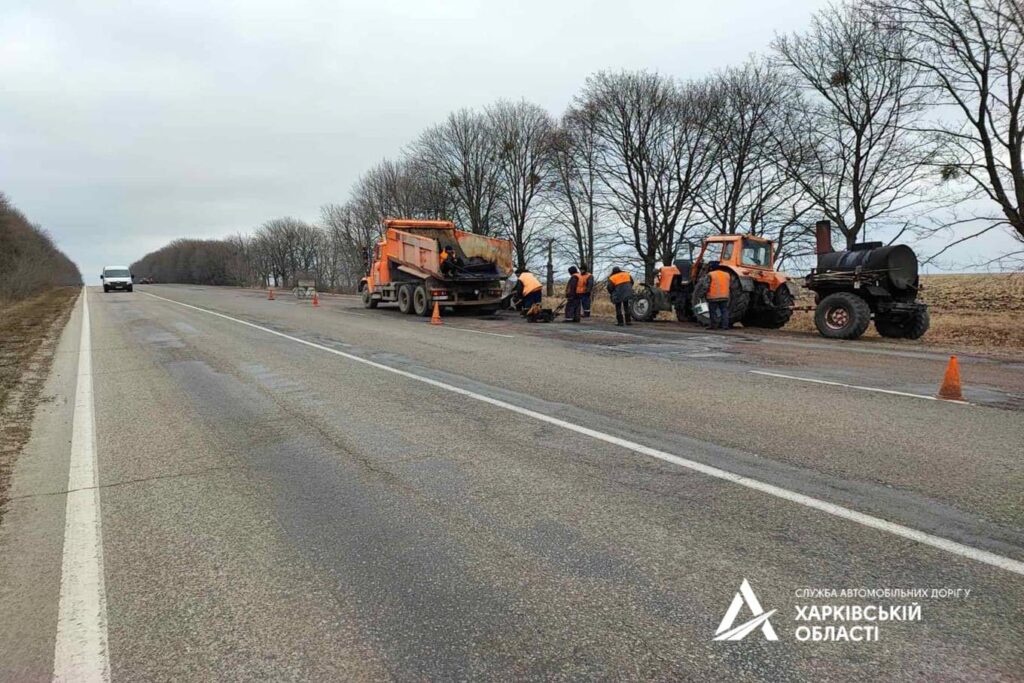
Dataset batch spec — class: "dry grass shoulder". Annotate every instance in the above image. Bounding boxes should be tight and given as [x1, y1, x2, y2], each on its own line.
[0, 287, 80, 515]
[546, 272, 1024, 355]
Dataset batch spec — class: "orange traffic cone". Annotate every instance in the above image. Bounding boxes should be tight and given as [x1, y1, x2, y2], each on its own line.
[430, 301, 442, 325]
[268, 288, 275, 300]
[937, 355, 964, 401]
[312, 291, 320, 307]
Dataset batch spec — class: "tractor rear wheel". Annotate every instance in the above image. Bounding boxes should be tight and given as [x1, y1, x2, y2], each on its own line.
[397, 285, 414, 314]
[745, 285, 794, 329]
[875, 308, 930, 339]
[815, 292, 871, 339]
[629, 289, 657, 322]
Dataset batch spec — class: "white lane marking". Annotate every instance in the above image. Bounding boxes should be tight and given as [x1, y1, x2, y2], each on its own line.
[750, 370, 971, 405]
[141, 291, 1023, 575]
[54, 288, 111, 682]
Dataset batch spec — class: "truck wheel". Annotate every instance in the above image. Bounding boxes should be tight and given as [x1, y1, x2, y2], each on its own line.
[397, 285, 414, 314]
[875, 308, 930, 339]
[103, 285, 109, 293]
[361, 288, 378, 309]
[127, 285, 133, 292]
[413, 284, 431, 316]
[629, 290, 657, 322]
[815, 292, 870, 339]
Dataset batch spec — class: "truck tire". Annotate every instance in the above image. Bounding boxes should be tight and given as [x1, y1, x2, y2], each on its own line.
[362, 288, 378, 309]
[127, 285, 133, 292]
[875, 308, 930, 339]
[745, 285, 794, 329]
[629, 289, 657, 322]
[815, 292, 871, 339]
[413, 284, 431, 316]
[103, 285, 109, 293]
[397, 285, 415, 314]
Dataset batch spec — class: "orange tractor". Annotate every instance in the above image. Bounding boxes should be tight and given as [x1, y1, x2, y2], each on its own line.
[359, 219, 514, 316]
[629, 233, 794, 328]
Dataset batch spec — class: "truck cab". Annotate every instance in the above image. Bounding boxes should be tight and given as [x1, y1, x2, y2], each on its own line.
[101, 266, 133, 293]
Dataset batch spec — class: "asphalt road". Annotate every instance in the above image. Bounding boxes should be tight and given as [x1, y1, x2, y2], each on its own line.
[2, 285, 1022, 681]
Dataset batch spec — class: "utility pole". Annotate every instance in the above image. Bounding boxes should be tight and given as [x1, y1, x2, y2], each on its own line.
[545, 238, 554, 296]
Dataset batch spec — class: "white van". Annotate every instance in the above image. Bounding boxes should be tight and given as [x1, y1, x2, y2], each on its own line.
[101, 266, 133, 293]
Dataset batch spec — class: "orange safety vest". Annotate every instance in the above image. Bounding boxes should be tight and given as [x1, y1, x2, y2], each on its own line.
[439, 251, 449, 263]
[518, 271, 542, 295]
[608, 271, 632, 287]
[576, 272, 592, 294]
[708, 270, 731, 300]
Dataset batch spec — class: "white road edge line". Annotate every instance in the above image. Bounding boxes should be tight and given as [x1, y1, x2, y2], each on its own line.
[141, 291, 1023, 576]
[53, 288, 110, 682]
[750, 369, 971, 405]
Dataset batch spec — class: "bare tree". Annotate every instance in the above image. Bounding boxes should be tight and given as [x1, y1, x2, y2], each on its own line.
[413, 109, 504, 235]
[548, 107, 602, 271]
[774, 2, 939, 249]
[699, 59, 815, 260]
[488, 100, 554, 270]
[578, 71, 718, 283]
[875, 0, 1024, 263]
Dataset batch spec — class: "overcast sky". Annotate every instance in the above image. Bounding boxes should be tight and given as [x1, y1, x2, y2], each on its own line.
[1, 0, 1016, 280]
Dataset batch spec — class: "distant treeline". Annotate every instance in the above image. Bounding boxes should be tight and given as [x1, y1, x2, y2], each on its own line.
[0, 193, 82, 303]
[131, 239, 247, 286]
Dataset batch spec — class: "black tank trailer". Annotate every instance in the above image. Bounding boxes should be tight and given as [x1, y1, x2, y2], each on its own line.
[804, 220, 930, 340]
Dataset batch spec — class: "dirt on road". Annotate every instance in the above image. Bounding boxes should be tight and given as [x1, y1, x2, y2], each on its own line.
[0, 287, 79, 517]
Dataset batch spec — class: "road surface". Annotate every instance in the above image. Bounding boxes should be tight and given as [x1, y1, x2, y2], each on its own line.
[2, 285, 1022, 681]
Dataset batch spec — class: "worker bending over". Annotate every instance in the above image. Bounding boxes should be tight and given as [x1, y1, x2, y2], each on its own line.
[439, 246, 461, 277]
[577, 264, 594, 318]
[607, 267, 634, 326]
[563, 266, 582, 322]
[515, 268, 544, 315]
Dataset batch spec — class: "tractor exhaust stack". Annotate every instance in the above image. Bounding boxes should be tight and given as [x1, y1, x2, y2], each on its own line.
[815, 220, 834, 256]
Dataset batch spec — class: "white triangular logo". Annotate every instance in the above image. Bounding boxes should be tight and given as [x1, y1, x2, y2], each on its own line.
[713, 579, 778, 641]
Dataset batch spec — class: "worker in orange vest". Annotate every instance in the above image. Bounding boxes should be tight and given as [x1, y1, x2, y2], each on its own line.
[514, 268, 544, 315]
[577, 264, 594, 318]
[606, 267, 634, 326]
[702, 261, 732, 329]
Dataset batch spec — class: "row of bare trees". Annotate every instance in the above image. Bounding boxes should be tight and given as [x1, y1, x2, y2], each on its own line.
[0, 193, 82, 303]
[133, 0, 1023, 288]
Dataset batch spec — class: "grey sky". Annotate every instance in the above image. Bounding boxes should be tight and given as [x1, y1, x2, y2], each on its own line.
[1, 0, 1015, 280]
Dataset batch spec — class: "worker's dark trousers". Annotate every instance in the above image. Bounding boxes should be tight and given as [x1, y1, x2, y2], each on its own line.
[521, 290, 542, 310]
[614, 301, 632, 325]
[565, 296, 581, 321]
[709, 299, 730, 329]
[580, 293, 592, 317]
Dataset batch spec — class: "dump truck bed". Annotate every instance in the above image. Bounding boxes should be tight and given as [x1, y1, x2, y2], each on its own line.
[381, 220, 513, 280]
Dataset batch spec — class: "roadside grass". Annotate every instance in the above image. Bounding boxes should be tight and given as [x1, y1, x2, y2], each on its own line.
[0, 287, 80, 517]
[546, 273, 1024, 355]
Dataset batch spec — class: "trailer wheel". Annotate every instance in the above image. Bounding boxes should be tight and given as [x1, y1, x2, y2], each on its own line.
[629, 289, 657, 322]
[362, 288, 378, 309]
[815, 292, 871, 339]
[875, 308, 930, 339]
[398, 285, 415, 314]
[413, 284, 431, 316]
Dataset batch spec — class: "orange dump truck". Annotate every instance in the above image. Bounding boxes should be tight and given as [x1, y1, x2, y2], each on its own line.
[359, 219, 514, 316]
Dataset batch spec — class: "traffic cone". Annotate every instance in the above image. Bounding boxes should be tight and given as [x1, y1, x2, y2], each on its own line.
[430, 301, 442, 325]
[268, 288, 275, 300]
[937, 355, 964, 401]
[312, 291, 320, 307]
